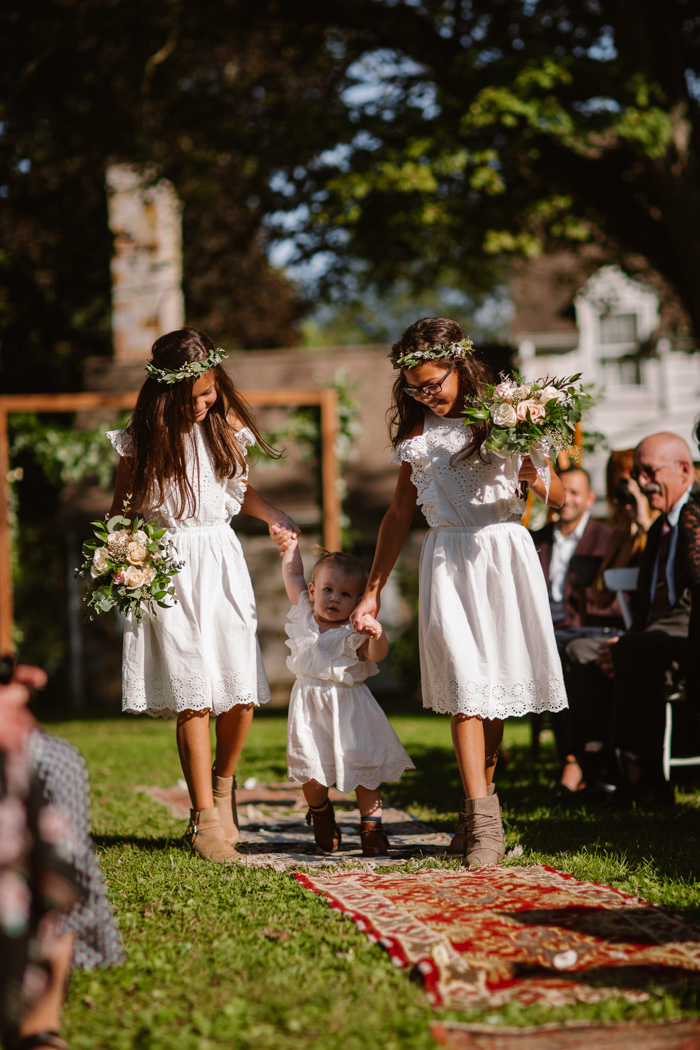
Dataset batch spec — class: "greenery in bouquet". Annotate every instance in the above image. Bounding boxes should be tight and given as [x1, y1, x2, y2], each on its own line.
[76, 511, 184, 623]
[462, 372, 591, 460]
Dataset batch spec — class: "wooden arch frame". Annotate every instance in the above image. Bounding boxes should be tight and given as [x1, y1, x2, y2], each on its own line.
[0, 388, 340, 654]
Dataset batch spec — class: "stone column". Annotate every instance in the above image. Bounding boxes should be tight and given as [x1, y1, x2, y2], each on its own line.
[106, 164, 184, 361]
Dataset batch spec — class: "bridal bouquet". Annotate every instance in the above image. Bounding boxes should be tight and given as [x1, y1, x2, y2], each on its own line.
[76, 512, 184, 623]
[462, 372, 591, 483]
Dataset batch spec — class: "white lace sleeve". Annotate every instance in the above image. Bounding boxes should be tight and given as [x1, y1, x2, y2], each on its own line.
[106, 429, 133, 457]
[235, 426, 256, 451]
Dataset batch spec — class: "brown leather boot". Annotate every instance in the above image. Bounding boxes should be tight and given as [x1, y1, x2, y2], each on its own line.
[212, 768, 240, 846]
[462, 793, 506, 868]
[360, 819, 389, 857]
[185, 807, 240, 863]
[448, 784, 497, 855]
[306, 799, 341, 853]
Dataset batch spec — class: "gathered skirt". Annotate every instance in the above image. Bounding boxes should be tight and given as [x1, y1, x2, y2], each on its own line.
[419, 522, 568, 718]
[122, 523, 270, 717]
[287, 678, 415, 792]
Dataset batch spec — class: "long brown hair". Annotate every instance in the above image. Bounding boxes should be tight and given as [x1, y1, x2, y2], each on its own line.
[128, 328, 280, 516]
[388, 317, 493, 457]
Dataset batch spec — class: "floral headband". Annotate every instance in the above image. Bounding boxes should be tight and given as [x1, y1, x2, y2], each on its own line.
[389, 337, 474, 370]
[145, 346, 229, 385]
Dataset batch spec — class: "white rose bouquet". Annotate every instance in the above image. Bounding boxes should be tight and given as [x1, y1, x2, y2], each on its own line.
[462, 372, 591, 488]
[76, 511, 184, 623]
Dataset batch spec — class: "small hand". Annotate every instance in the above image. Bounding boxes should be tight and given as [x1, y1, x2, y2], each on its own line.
[354, 613, 383, 639]
[269, 515, 301, 556]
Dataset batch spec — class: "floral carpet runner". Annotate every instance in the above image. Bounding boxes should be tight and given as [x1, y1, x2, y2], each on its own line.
[429, 1020, 700, 1050]
[296, 867, 700, 1010]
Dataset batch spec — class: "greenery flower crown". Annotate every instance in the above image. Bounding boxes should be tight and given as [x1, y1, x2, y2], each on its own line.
[389, 337, 474, 370]
[145, 346, 229, 385]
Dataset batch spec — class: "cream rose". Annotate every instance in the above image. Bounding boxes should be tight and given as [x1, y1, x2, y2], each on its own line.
[142, 565, 157, 585]
[493, 381, 517, 402]
[107, 530, 130, 549]
[534, 384, 564, 404]
[122, 565, 147, 589]
[491, 402, 518, 427]
[127, 542, 148, 566]
[516, 399, 546, 422]
[131, 529, 149, 546]
[90, 547, 110, 578]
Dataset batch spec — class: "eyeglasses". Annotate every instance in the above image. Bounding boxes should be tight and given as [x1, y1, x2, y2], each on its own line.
[630, 461, 680, 482]
[402, 364, 456, 399]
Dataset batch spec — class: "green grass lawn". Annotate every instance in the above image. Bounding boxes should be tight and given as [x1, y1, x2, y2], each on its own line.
[47, 706, 700, 1049]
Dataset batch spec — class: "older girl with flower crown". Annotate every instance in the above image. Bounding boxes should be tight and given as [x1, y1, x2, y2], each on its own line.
[108, 328, 298, 863]
[353, 317, 568, 867]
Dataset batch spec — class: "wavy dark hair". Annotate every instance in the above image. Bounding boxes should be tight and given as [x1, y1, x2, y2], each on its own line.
[388, 317, 493, 458]
[128, 328, 280, 516]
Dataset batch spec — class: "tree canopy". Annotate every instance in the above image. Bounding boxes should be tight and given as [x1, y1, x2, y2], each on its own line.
[1, 0, 698, 393]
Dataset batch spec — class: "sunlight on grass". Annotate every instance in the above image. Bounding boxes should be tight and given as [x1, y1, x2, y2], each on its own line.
[47, 707, 700, 1048]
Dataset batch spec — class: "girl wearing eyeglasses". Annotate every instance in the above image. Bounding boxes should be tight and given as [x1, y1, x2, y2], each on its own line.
[352, 316, 567, 867]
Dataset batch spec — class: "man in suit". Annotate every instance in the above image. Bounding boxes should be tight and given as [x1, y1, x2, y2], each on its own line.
[565, 432, 698, 804]
[531, 468, 618, 787]
[531, 466, 616, 631]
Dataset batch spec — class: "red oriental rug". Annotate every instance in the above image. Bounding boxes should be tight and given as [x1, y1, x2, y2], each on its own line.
[429, 1019, 700, 1050]
[296, 866, 700, 1010]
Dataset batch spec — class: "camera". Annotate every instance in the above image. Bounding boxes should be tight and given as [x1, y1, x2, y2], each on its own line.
[612, 478, 635, 508]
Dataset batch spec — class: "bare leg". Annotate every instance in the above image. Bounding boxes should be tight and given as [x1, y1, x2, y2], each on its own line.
[355, 785, 382, 818]
[303, 779, 330, 806]
[451, 715, 504, 798]
[213, 703, 254, 777]
[176, 709, 214, 810]
[16, 931, 74, 1047]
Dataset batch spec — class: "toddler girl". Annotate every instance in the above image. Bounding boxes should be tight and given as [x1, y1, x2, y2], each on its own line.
[278, 536, 415, 856]
[108, 327, 298, 863]
[353, 317, 568, 866]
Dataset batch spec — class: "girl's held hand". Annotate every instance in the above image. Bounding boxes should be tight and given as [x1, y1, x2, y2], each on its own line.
[518, 456, 539, 485]
[351, 596, 380, 630]
[354, 613, 383, 639]
[269, 515, 300, 555]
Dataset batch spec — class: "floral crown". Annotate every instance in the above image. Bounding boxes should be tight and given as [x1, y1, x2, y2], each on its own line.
[389, 337, 474, 370]
[145, 346, 229, 385]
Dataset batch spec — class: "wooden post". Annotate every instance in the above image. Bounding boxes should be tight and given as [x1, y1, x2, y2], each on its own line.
[0, 407, 12, 655]
[320, 388, 341, 552]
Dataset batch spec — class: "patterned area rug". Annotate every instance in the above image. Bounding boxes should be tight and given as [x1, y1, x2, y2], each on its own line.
[141, 781, 454, 869]
[429, 1020, 700, 1050]
[296, 867, 700, 1009]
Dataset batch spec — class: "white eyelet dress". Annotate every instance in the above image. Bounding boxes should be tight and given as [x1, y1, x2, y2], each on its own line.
[106, 425, 271, 717]
[285, 592, 415, 792]
[392, 413, 567, 719]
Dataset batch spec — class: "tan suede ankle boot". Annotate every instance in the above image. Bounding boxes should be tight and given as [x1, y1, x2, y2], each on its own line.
[462, 793, 506, 868]
[185, 807, 240, 863]
[212, 769, 240, 846]
[448, 783, 496, 855]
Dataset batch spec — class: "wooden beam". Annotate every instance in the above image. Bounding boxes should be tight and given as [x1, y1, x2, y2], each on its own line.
[0, 388, 341, 656]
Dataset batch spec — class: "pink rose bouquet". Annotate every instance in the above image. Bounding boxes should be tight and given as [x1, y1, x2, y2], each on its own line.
[76, 511, 184, 623]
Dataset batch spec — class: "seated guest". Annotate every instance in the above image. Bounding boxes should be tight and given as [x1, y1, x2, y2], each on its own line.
[531, 466, 616, 633]
[564, 432, 699, 805]
[531, 467, 617, 789]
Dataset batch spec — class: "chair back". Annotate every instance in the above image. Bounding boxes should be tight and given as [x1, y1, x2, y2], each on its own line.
[603, 567, 640, 630]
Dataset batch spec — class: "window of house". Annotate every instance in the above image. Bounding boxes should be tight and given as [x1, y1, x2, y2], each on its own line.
[601, 356, 642, 386]
[599, 312, 638, 345]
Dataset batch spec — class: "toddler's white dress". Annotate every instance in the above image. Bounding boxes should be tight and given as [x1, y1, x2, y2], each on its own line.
[285, 591, 415, 791]
[392, 412, 567, 720]
[107, 425, 271, 717]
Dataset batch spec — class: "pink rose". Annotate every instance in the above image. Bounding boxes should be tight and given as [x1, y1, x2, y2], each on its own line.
[114, 572, 125, 584]
[516, 399, 546, 423]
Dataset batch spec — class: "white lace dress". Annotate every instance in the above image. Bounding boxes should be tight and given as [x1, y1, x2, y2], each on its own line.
[285, 592, 415, 792]
[392, 412, 567, 719]
[106, 425, 271, 717]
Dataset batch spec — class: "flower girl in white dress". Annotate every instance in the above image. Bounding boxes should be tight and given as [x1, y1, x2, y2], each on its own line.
[278, 535, 415, 856]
